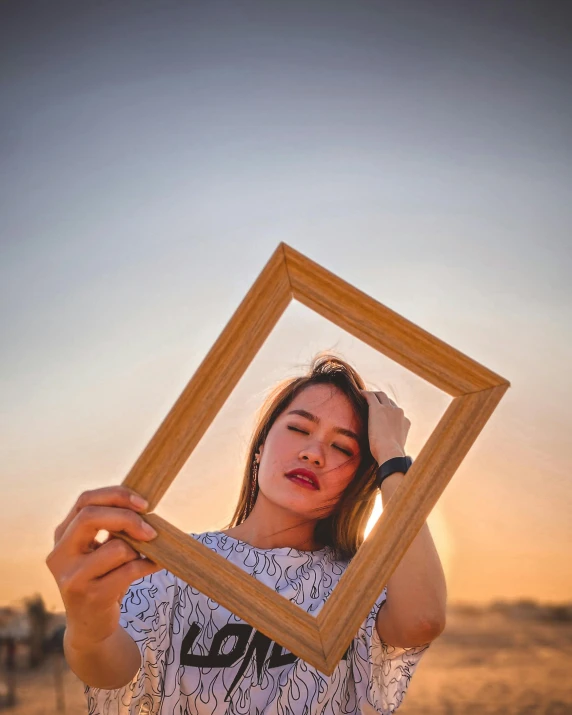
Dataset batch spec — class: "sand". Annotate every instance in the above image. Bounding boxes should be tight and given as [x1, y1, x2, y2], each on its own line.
[2, 610, 571, 714]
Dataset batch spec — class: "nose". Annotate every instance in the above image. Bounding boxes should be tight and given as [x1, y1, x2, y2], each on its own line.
[299, 442, 324, 467]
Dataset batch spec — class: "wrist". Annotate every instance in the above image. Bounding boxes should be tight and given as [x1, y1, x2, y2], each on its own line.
[380, 472, 405, 488]
[375, 454, 412, 489]
[375, 448, 406, 465]
[64, 621, 119, 653]
[379, 472, 404, 504]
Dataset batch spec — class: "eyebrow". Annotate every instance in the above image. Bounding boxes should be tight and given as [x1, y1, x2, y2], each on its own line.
[286, 409, 361, 444]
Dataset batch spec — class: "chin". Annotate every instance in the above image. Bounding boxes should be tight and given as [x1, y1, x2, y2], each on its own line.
[261, 484, 320, 517]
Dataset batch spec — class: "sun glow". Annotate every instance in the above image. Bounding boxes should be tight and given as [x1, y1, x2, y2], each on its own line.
[364, 494, 453, 580]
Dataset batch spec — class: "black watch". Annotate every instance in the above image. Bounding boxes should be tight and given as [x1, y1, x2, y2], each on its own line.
[375, 456, 413, 489]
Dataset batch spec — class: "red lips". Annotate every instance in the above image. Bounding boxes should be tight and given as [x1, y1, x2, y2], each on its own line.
[285, 468, 319, 490]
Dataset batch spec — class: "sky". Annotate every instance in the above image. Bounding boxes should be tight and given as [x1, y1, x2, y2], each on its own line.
[1, 0, 571, 612]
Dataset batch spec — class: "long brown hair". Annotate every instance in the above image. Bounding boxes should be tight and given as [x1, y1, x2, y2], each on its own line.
[226, 352, 380, 560]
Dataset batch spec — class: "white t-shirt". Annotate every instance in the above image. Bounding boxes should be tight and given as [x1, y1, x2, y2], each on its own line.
[85, 531, 430, 714]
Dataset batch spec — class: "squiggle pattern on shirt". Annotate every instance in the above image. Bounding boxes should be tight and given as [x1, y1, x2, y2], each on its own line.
[85, 531, 430, 714]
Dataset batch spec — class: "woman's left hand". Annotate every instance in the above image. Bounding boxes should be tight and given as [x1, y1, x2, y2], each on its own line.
[360, 390, 411, 465]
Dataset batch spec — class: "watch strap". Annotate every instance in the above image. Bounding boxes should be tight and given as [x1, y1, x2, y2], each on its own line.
[375, 455, 413, 489]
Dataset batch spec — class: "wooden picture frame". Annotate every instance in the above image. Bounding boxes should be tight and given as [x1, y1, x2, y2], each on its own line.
[114, 242, 510, 674]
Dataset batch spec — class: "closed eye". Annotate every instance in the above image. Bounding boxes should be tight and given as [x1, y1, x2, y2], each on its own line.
[287, 425, 353, 456]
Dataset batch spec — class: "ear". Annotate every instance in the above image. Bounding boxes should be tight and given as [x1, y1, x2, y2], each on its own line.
[255, 443, 264, 462]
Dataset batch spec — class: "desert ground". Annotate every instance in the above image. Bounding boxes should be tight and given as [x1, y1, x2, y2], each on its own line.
[397, 608, 571, 715]
[1, 608, 571, 714]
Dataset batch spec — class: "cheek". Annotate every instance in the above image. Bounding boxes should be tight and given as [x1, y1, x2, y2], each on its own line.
[332, 464, 360, 492]
[319, 472, 356, 502]
[263, 430, 290, 456]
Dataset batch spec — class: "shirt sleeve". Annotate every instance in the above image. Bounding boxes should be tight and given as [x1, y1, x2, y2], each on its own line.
[84, 568, 176, 715]
[350, 586, 432, 715]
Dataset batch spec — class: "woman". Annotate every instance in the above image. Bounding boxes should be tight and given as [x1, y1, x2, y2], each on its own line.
[47, 354, 447, 714]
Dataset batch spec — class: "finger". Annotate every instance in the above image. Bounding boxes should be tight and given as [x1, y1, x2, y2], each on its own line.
[95, 554, 162, 599]
[80, 536, 145, 582]
[58, 506, 157, 555]
[372, 391, 391, 406]
[54, 487, 149, 546]
[374, 392, 402, 409]
[360, 389, 383, 404]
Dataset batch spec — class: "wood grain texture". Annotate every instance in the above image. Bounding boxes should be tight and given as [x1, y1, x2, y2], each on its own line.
[122, 244, 291, 509]
[115, 241, 510, 674]
[283, 244, 506, 396]
[317, 384, 509, 670]
[113, 513, 329, 672]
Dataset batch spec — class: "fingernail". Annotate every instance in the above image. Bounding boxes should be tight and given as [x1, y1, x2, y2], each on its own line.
[142, 522, 157, 538]
[130, 494, 148, 509]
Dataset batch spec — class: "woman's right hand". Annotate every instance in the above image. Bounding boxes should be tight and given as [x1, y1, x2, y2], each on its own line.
[46, 486, 162, 650]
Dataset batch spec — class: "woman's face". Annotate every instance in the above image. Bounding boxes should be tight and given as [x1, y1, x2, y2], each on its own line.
[256, 383, 363, 521]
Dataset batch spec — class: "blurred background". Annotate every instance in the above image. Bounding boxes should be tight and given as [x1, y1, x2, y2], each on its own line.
[1, 1, 570, 713]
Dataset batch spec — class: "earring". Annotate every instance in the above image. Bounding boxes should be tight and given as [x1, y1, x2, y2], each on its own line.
[248, 456, 259, 511]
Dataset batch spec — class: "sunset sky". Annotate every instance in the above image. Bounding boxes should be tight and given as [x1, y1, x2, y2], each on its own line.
[1, 1, 571, 612]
